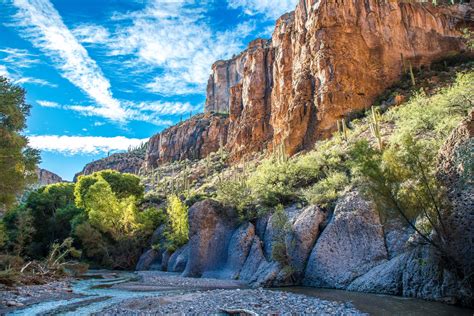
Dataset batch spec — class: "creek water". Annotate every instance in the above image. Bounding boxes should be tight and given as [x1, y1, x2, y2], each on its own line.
[9, 271, 474, 316]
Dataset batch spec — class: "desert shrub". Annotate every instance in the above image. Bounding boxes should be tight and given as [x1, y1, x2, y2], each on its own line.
[164, 194, 189, 251]
[0, 222, 6, 249]
[216, 177, 254, 221]
[73, 222, 110, 266]
[303, 171, 350, 208]
[247, 158, 300, 207]
[271, 204, 292, 266]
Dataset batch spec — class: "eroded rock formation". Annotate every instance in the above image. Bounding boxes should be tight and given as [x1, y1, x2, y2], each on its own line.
[203, 1, 468, 159]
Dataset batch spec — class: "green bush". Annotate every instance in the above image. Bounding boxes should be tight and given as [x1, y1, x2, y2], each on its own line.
[164, 195, 189, 251]
[271, 205, 292, 266]
[303, 171, 349, 208]
[216, 177, 254, 221]
[74, 169, 144, 209]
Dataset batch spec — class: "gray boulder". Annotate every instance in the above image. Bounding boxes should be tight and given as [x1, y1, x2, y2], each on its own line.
[349, 246, 471, 305]
[136, 249, 161, 271]
[239, 236, 280, 286]
[304, 191, 388, 288]
[168, 244, 189, 273]
[206, 223, 255, 279]
[182, 200, 238, 277]
[383, 219, 412, 259]
[437, 111, 474, 280]
[287, 205, 328, 275]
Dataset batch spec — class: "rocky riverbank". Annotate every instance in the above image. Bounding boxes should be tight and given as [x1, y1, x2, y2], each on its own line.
[0, 279, 80, 314]
[96, 288, 365, 315]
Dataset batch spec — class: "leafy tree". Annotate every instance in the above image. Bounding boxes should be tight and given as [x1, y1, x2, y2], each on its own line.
[3, 183, 83, 258]
[0, 76, 40, 210]
[164, 194, 189, 251]
[74, 169, 144, 208]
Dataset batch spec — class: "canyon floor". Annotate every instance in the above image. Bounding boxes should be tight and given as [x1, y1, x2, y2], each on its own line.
[1, 271, 474, 315]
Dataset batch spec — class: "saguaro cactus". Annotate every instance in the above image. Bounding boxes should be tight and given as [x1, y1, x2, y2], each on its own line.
[369, 107, 383, 150]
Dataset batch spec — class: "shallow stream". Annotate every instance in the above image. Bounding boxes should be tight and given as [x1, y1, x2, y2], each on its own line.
[9, 271, 474, 315]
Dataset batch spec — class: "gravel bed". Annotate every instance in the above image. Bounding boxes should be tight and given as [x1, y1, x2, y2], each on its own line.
[134, 271, 246, 289]
[97, 288, 366, 315]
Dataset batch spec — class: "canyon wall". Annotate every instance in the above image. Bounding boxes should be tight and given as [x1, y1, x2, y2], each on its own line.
[80, 1, 469, 172]
[74, 151, 145, 181]
[145, 113, 229, 169]
[36, 168, 63, 186]
[203, 0, 468, 159]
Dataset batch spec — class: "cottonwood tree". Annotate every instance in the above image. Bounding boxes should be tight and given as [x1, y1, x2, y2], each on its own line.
[0, 76, 40, 211]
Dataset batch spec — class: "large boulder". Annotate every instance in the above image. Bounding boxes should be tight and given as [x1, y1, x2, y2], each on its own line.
[168, 244, 189, 273]
[136, 249, 162, 271]
[182, 200, 238, 277]
[436, 110, 474, 280]
[239, 236, 280, 286]
[348, 246, 472, 306]
[304, 191, 388, 288]
[210, 223, 255, 279]
[286, 205, 328, 277]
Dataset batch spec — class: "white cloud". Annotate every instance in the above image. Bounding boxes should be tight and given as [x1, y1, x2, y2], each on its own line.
[11, 0, 126, 121]
[105, 2, 255, 96]
[0, 65, 10, 78]
[15, 77, 57, 87]
[0, 64, 56, 87]
[228, 0, 298, 19]
[0, 47, 41, 68]
[72, 24, 110, 44]
[37, 100, 61, 108]
[28, 135, 148, 155]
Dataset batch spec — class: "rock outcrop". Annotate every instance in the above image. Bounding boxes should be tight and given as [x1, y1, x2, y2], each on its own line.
[145, 113, 229, 169]
[182, 200, 238, 278]
[201, 1, 468, 159]
[36, 168, 63, 186]
[303, 191, 388, 288]
[436, 110, 474, 293]
[74, 151, 144, 181]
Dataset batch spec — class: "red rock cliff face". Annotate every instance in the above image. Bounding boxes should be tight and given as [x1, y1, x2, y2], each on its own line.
[205, 1, 469, 158]
[145, 113, 229, 169]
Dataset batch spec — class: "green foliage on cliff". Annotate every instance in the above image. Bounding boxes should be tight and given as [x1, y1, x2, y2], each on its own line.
[0, 76, 40, 210]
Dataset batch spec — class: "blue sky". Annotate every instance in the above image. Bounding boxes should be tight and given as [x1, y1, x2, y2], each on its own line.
[0, 0, 297, 181]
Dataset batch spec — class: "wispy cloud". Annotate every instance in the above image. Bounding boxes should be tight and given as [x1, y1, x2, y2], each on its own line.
[72, 24, 110, 44]
[28, 135, 148, 155]
[37, 100, 60, 108]
[0, 63, 56, 87]
[227, 0, 297, 19]
[0, 47, 41, 68]
[105, 1, 255, 96]
[11, 0, 126, 121]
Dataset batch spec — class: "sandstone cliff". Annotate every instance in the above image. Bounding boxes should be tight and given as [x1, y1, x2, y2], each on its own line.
[36, 168, 63, 186]
[74, 150, 145, 181]
[202, 1, 469, 160]
[145, 113, 228, 169]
